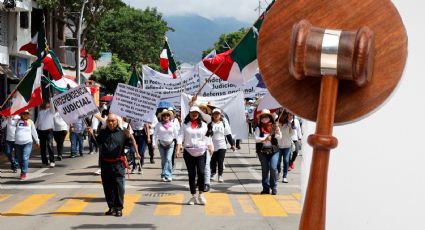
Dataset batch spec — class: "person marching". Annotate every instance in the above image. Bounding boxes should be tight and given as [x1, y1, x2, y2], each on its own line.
[199, 103, 213, 192]
[35, 102, 55, 167]
[14, 110, 40, 180]
[255, 109, 281, 195]
[168, 107, 180, 169]
[176, 106, 213, 205]
[53, 108, 68, 161]
[1, 115, 20, 172]
[288, 113, 303, 170]
[69, 118, 85, 158]
[277, 110, 295, 183]
[208, 108, 235, 183]
[153, 109, 179, 182]
[88, 113, 140, 217]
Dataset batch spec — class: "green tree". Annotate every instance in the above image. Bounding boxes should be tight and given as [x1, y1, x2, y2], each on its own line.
[90, 55, 130, 94]
[89, 6, 170, 65]
[202, 28, 249, 58]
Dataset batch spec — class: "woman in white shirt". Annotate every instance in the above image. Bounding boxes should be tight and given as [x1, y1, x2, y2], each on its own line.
[277, 110, 295, 183]
[176, 106, 213, 205]
[153, 109, 179, 182]
[1, 115, 20, 172]
[14, 110, 40, 180]
[255, 109, 281, 195]
[208, 108, 235, 183]
[35, 102, 55, 167]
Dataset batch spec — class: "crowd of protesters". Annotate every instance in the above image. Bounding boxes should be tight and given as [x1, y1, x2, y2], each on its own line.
[0, 97, 303, 216]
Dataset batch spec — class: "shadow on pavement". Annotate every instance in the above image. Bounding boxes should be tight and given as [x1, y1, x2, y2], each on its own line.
[71, 224, 156, 229]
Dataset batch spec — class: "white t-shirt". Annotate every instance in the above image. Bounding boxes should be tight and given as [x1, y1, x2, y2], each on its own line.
[211, 121, 232, 150]
[246, 105, 256, 120]
[35, 109, 54, 130]
[15, 119, 40, 145]
[53, 112, 68, 131]
[1, 115, 20, 141]
[153, 122, 179, 145]
[278, 123, 295, 148]
[177, 121, 213, 150]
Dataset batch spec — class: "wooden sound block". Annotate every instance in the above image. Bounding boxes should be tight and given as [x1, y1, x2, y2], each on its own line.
[258, 0, 408, 124]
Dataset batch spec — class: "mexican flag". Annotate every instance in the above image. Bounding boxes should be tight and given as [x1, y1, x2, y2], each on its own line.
[202, 1, 274, 85]
[19, 28, 47, 58]
[43, 50, 64, 81]
[0, 59, 43, 116]
[128, 68, 141, 87]
[160, 38, 177, 79]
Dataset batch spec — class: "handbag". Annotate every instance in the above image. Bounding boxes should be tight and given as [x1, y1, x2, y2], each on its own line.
[159, 139, 174, 148]
[260, 146, 278, 155]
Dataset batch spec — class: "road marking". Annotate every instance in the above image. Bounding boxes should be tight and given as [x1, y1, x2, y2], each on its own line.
[292, 193, 302, 201]
[154, 194, 184, 216]
[0, 194, 11, 202]
[2, 194, 55, 216]
[236, 195, 257, 214]
[27, 168, 54, 180]
[53, 194, 96, 216]
[205, 193, 234, 216]
[275, 195, 302, 214]
[233, 151, 261, 180]
[250, 195, 288, 217]
[123, 194, 142, 216]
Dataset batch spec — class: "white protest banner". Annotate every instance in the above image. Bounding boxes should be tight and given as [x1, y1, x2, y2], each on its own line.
[257, 93, 282, 110]
[181, 92, 248, 139]
[52, 85, 99, 124]
[142, 65, 200, 108]
[109, 83, 160, 124]
[198, 65, 268, 99]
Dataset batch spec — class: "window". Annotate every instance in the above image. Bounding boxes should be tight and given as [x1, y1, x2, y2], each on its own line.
[0, 12, 7, 46]
[20, 12, 29, 29]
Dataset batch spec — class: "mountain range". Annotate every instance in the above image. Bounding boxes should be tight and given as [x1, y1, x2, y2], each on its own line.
[165, 15, 249, 64]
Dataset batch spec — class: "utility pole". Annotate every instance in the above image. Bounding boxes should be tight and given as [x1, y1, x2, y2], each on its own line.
[76, 0, 88, 85]
[254, 0, 263, 16]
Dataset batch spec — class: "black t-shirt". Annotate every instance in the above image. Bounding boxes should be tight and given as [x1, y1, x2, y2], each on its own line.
[96, 127, 130, 159]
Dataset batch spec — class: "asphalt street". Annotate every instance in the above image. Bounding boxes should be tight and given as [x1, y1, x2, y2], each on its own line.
[0, 138, 302, 230]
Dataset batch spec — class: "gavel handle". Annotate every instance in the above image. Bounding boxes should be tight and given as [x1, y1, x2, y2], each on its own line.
[299, 76, 339, 230]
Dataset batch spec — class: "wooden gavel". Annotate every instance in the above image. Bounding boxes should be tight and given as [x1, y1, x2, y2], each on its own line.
[257, 0, 407, 229]
[289, 20, 374, 230]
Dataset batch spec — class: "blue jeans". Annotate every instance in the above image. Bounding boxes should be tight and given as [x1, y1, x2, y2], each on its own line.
[15, 142, 33, 174]
[278, 148, 291, 178]
[158, 142, 175, 179]
[70, 132, 84, 156]
[5, 140, 19, 170]
[258, 150, 280, 191]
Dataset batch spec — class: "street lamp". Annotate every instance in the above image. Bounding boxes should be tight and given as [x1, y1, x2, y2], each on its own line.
[76, 0, 88, 85]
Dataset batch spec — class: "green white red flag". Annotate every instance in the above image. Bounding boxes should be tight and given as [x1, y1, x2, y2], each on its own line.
[202, 0, 275, 85]
[0, 59, 43, 116]
[160, 38, 177, 79]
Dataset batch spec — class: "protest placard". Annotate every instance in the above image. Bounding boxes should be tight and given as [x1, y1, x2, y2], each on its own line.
[52, 85, 99, 124]
[109, 83, 160, 124]
[181, 92, 248, 139]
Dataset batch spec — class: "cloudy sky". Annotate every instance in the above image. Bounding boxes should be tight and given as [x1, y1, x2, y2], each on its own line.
[125, 0, 268, 22]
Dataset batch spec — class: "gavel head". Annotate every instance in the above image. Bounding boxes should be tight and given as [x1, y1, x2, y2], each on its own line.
[289, 20, 375, 87]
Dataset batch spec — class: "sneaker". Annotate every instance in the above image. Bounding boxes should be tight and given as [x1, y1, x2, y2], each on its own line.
[223, 164, 226, 170]
[71, 154, 76, 158]
[49, 162, 55, 168]
[150, 158, 155, 164]
[79, 153, 83, 157]
[210, 174, 216, 181]
[203, 184, 210, 192]
[105, 208, 114, 216]
[218, 175, 224, 183]
[188, 196, 197, 205]
[88, 152, 94, 155]
[260, 189, 270, 195]
[138, 167, 142, 174]
[271, 189, 277, 195]
[283, 177, 288, 183]
[165, 178, 172, 182]
[94, 169, 101, 175]
[20, 173, 27, 180]
[12, 168, 18, 173]
[114, 210, 123, 217]
[57, 156, 62, 161]
[162, 177, 167, 182]
[131, 168, 136, 174]
[198, 194, 207, 205]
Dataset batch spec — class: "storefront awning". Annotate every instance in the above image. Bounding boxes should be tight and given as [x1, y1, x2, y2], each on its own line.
[0, 65, 18, 80]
